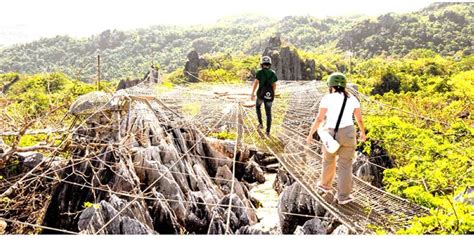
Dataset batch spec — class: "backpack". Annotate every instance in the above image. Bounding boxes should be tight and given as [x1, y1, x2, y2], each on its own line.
[257, 70, 275, 102]
[258, 83, 274, 102]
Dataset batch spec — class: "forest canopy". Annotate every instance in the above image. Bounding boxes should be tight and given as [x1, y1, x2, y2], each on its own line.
[0, 3, 472, 81]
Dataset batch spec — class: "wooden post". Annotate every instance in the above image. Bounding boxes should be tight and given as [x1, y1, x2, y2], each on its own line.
[97, 54, 101, 91]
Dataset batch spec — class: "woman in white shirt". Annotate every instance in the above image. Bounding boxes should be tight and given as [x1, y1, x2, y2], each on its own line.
[306, 72, 366, 205]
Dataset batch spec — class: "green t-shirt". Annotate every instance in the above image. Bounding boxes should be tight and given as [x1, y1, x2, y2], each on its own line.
[256, 68, 278, 96]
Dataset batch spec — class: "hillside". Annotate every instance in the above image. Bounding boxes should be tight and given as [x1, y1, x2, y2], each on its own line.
[0, 2, 472, 81]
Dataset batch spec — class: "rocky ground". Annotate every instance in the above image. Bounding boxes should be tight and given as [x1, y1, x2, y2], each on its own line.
[0, 119, 385, 235]
[0, 85, 390, 235]
[0, 92, 265, 234]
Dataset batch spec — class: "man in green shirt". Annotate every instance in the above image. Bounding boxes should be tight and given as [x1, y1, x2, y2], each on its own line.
[251, 56, 278, 137]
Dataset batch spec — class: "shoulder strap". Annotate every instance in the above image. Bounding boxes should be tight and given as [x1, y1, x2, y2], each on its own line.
[333, 94, 348, 139]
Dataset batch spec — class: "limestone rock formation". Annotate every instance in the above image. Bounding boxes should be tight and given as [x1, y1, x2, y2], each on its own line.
[353, 142, 394, 188]
[36, 89, 261, 234]
[243, 159, 265, 184]
[273, 163, 351, 235]
[117, 65, 161, 90]
[236, 225, 269, 234]
[1, 75, 20, 94]
[262, 36, 316, 81]
[16, 152, 43, 169]
[278, 183, 326, 234]
[454, 186, 474, 206]
[117, 78, 141, 90]
[272, 168, 295, 194]
[294, 218, 327, 235]
[184, 50, 209, 82]
[77, 195, 155, 234]
[331, 224, 350, 235]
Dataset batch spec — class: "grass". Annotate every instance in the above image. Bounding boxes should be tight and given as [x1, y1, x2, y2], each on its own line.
[154, 80, 175, 94]
[209, 131, 237, 140]
[182, 102, 201, 117]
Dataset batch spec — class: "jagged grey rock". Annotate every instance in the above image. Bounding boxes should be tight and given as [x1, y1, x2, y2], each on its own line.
[184, 191, 211, 234]
[215, 165, 246, 200]
[218, 194, 250, 232]
[77, 195, 154, 234]
[254, 155, 278, 166]
[352, 145, 394, 188]
[264, 163, 280, 173]
[17, 152, 43, 169]
[148, 190, 183, 234]
[272, 168, 295, 194]
[331, 224, 350, 235]
[207, 207, 230, 234]
[299, 218, 327, 234]
[116, 78, 141, 90]
[184, 50, 209, 82]
[117, 66, 161, 90]
[235, 225, 269, 234]
[68, 91, 112, 115]
[262, 36, 316, 81]
[243, 160, 265, 184]
[42, 94, 259, 234]
[278, 183, 326, 234]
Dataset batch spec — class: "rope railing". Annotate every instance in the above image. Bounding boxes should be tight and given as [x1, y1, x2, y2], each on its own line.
[0, 80, 437, 235]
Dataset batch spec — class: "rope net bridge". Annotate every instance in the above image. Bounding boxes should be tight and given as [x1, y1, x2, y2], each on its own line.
[156, 80, 430, 234]
[0, 79, 429, 235]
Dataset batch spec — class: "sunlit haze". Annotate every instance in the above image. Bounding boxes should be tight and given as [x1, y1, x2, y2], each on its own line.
[0, 0, 439, 45]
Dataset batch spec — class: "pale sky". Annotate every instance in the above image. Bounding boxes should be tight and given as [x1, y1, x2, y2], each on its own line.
[0, 0, 441, 45]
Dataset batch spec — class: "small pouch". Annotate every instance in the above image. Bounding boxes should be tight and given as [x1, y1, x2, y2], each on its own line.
[317, 128, 340, 154]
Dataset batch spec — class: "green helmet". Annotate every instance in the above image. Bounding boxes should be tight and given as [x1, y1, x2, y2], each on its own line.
[327, 72, 347, 88]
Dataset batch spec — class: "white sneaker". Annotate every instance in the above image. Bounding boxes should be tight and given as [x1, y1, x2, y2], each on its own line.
[316, 182, 332, 193]
[338, 195, 355, 205]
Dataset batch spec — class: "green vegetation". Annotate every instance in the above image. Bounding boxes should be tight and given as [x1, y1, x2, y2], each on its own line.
[2, 51, 471, 235]
[338, 3, 474, 58]
[83, 201, 100, 209]
[0, 72, 115, 147]
[182, 102, 201, 117]
[164, 53, 260, 84]
[209, 131, 237, 141]
[348, 49, 473, 234]
[0, 3, 472, 81]
[0, 2, 472, 235]
[154, 80, 175, 94]
[198, 53, 260, 83]
[1, 72, 94, 117]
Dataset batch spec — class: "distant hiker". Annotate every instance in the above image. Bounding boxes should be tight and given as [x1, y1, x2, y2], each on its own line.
[251, 56, 278, 137]
[306, 72, 366, 205]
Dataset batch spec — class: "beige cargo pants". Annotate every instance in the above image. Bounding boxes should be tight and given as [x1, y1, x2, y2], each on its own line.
[320, 125, 356, 201]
